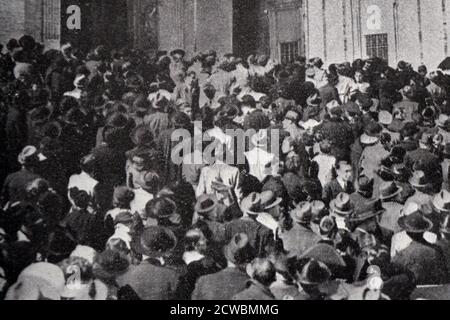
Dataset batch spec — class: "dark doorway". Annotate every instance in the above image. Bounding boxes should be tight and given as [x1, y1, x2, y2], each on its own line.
[61, 0, 129, 54]
[233, 0, 259, 58]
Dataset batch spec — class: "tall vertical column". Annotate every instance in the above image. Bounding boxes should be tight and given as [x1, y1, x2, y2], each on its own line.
[416, 0, 424, 62]
[42, 0, 61, 49]
[322, 0, 327, 61]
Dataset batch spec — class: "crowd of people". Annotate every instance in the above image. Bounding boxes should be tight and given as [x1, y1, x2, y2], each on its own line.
[1, 33, 450, 300]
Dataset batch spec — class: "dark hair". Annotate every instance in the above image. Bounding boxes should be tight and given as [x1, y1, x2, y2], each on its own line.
[251, 258, 276, 287]
[335, 159, 351, 170]
[183, 228, 204, 252]
[145, 197, 176, 221]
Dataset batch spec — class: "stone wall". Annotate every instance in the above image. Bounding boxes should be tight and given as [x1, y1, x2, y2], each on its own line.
[0, 0, 26, 49]
[305, 0, 450, 69]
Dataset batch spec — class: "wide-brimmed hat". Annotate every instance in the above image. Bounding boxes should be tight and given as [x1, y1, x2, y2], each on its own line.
[299, 244, 346, 269]
[94, 249, 130, 279]
[379, 182, 403, 201]
[224, 233, 255, 265]
[170, 49, 186, 57]
[195, 194, 218, 215]
[139, 170, 160, 191]
[361, 122, 382, 145]
[346, 199, 385, 224]
[330, 193, 354, 216]
[378, 111, 393, 126]
[291, 202, 313, 224]
[409, 170, 431, 189]
[397, 203, 433, 234]
[136, 226, 177, 257]
[5, 262, 65, 300]
[357, 175, 374, 195]
[260, 190, 283, 211]
[298, 259, 332, 286]
[432, 190, 450, 214]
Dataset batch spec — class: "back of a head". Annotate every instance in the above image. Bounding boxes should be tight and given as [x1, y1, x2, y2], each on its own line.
[250, 257, 276, 287]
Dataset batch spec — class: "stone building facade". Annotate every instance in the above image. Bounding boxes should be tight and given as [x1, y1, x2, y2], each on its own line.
[0, 0, 448, 68]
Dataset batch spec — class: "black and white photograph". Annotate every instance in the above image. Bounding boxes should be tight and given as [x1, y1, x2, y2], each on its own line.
[0, 0, 450, 304]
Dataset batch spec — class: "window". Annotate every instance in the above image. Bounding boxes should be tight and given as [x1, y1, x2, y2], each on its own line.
[366, 33, 388, 62]
[280, 41, 299, 63]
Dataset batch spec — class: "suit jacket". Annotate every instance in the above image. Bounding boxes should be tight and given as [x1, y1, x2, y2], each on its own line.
[176, 256, 222, 300]
[192, 267, 249, 300]
[392, 239, 447, 285]
[224, 216, 274, 257]
[232, 280, 275, 300]
[322, 179, 355, 206]
[279, 223, 321, 258]
[120, 259, 186, 300]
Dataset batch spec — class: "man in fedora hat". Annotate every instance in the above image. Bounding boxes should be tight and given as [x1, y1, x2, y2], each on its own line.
[192, 233, 252, 300]
[193, 194, 227, 245]
[295, 258, 333, 300]
[392, 207, 447, 285]
[225, 192, 278, 257]
[279, 202, 321, 258]
[176, 227, 223, 300]
[350, 175, 375, 214]
[233, 257, 276, 300]
[346, 199, 392, 249]
[404, 132, 440, 174]
[322, 160, 355, 206]
[120, 226, 186, 300]
[378, 181, 404, 233]
[329, 192, 354, 231]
